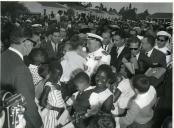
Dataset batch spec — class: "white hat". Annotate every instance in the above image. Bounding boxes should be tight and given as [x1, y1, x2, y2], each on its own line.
[87, 33, 103, 42]
[157, 31, 171, 38]
[31, 24, 42, 27]
[26, 19, 32, 23]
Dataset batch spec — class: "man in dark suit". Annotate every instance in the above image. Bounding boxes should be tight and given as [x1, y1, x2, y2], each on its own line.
[1, 25, 42, 128]
[141, 35, 166, 88]
[122, 36, 145, 78]
[40, 27, 63, 61]
[110, 30, 130, 72]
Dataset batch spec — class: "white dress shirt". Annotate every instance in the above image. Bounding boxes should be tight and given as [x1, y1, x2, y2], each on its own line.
[117, 45, 125, 57]
[9, 47, 23, 60]
[145, 48, 154, 57]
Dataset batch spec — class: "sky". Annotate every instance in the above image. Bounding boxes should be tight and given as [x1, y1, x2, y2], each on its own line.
[91, 2, 173, 14]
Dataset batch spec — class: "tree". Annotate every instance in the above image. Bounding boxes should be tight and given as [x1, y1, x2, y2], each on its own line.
[119, 7, 125, 15]
[99, 3, 104, 11]
[109, 7, 113, 12]
[1, 2, 29, 17]
[113, 9, 118, 14]
[129, 3, 132, 9]
[137, 9, 150, 20]
[67, 8, 75, 18]
[95, 6, 99, 9]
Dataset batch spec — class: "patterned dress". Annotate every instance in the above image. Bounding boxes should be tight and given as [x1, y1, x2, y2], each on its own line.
[43, 82, 70, 128]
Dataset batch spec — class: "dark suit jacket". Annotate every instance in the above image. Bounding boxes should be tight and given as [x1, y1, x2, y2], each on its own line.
[140, 48, 166, 70]
[1, 50, 42, 128]
[110, 45, 130, 72]
[140, 48, 167, 88]
[123, 51, 146, 78]
[40, 40, 63, 61]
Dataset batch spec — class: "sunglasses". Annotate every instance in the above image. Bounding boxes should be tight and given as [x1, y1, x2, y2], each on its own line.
[23, 39, 37, 47]
[129, 48, 139, 50]
[157, 38, 165, 42]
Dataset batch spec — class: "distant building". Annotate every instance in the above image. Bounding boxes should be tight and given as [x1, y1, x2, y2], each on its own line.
[22, 2, 67, 17]
[90, 9, 120, 19]
[148, 12, 172, 22]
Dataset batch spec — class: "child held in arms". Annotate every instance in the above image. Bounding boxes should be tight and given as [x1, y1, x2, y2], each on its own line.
[119, 74, 157, 128]
[66, 71, 97, 128]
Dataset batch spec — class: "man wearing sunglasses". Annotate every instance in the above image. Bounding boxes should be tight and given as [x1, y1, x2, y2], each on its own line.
[1, 25, 43, 128]
[141, 35, 166, 88]
[121, 37, 145, 78]
[155, 31, 172, 67]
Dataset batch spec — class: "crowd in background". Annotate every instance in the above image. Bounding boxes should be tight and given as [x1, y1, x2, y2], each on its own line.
[0, 9, 173, 128]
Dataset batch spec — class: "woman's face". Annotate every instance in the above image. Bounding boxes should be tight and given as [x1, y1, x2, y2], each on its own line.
[95, 70, 109, 88]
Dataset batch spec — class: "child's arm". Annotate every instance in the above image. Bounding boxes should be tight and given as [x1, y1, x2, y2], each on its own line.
[119, 101, 140, 127]
[39, 86, 51, 108]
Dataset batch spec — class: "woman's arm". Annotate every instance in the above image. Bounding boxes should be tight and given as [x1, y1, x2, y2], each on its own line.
[102, 95, 113, 113]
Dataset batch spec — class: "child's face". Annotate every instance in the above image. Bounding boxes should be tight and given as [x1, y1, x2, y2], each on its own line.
[95, 70, 109, 88]
[74, 79, 89, 92]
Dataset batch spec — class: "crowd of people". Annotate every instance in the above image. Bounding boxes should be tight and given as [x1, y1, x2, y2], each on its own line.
[0, 10, 173, 128]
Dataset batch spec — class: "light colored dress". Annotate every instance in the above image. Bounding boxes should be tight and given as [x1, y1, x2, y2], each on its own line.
[88, 88, 113, 114]
[42, 82, 70, 128]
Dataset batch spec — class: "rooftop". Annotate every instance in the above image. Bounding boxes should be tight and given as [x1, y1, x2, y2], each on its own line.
[149, 12, 172, 19]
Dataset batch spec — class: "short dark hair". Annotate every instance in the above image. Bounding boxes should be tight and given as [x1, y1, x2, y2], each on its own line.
[39, 61, 63, 83]
[113, 30, 125, 39]
[10, 25, 32, 44]
[96, 64, 114, 80]
[69, 34, 83, 50]
[38, 64, 49, 79]
[128, 36, 141, 47]
[28, 48, 48, 65]
[73, 71, 90, 83]
[132, 74, 150, 93]
[144, 35, 155, 47]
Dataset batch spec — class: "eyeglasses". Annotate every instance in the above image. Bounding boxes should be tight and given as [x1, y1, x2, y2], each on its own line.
[157, 38, 165, 42]
[129, 48, 138, 50]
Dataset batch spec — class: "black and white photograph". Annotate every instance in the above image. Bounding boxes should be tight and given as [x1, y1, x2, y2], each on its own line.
[0, 1, 173, 128]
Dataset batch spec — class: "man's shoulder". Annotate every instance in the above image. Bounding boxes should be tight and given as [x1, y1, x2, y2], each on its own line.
[101, 50, 110, 56]
[153, 48, 166, 58]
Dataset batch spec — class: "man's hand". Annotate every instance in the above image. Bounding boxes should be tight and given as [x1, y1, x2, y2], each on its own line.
[130, 57, 139, 69]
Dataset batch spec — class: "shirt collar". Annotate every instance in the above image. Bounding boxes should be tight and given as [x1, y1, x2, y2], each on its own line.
[146, 48, 154, 57]
[135, 86, 156, 108]
[136, 53, 140, 60]
[29, 64, 38, 69]
[84, 86, 95, 92]
[9, 47, 23, 60]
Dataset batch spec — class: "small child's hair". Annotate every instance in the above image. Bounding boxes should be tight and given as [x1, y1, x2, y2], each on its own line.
[96, 64, 114, 81]
[38, 64, 49, 79]
[49, 61, 63, 83]
[38, 61, 63, 83]
[132, 74, 150, 93]
[28, 48, 48, 65]
[73, 71, 90, 83]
